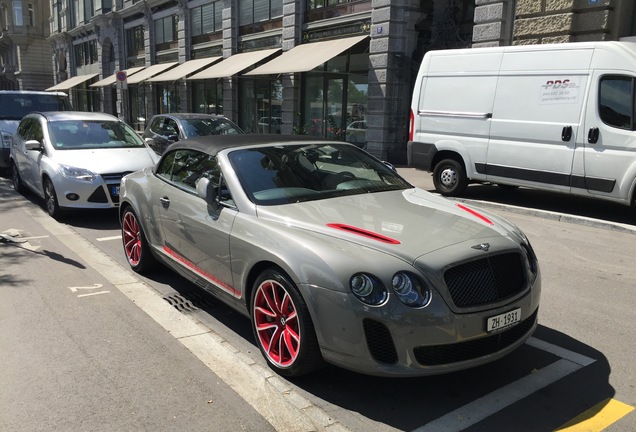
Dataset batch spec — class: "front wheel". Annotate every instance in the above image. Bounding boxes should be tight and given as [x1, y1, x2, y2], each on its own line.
[433, 158, 468, 196]
[251, 269, 323, 377]
[11, 162, 24, 194]
[43, 177, 64, 219]
[121, 207, 156, 274]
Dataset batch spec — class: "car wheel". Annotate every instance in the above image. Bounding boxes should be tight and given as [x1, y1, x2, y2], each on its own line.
[121, 207, 156, 273]
[251, 269, 324, 377]
[433, 158, 468, 196]
[43, 177, 64, 219]
[11, 162, 24, 194]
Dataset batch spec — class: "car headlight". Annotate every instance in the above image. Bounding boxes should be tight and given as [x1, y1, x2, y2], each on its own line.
[1, 131, 12, 148]
[392, 272, 431, 307]
[350, 273, 387, 306]
[59, 164, 97, 181]
[521, 241, 539, 283]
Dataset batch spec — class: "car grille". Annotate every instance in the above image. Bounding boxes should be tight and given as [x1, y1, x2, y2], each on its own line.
[444, 252, 526, 308]
[87, 187, 108, 203]
[101, 172, 131, 204]
[413, 308, 538, 366]
[363, 319, 398, 364]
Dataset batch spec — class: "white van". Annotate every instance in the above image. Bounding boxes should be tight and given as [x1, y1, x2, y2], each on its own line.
[407, 41, 636, 207]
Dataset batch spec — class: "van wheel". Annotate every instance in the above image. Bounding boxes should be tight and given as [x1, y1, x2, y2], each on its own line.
[433, 159, 468, 196]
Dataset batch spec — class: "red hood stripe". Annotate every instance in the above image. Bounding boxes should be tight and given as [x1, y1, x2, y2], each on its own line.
[327, 223, 401, 244]
[456, 203, 494, 225]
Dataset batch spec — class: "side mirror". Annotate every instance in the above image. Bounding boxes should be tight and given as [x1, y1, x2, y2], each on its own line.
[196, 177, 220, 211]
[144, 137, 155, 147]
[167, 134, 179, 142]
[382, 161, 397, 172]
[25, 140, 43, 151]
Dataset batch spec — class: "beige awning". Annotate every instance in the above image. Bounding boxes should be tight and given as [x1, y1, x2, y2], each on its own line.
[187, 49, 281, 80]
[90, 67, 146, 88]
[127, 62, 179, 84]
[245, 35, 368, 76]
[46, 73, 99, 91]
[147, 57, 222, 82]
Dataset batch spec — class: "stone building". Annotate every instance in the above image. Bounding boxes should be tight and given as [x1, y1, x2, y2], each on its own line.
[0, 0, 54, 90]
[47, 0, 636, 161]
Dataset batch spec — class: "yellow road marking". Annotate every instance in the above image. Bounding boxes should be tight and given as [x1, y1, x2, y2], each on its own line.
[555, 398, 634, 431]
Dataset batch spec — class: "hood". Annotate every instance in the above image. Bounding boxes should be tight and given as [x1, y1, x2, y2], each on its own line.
[52, 147, 158, 174]
[256, 188, 522, 263]
[0, 120, 20, 135]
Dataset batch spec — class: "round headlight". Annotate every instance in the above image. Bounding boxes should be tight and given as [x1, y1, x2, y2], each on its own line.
[391, 272, 431, 307]
[350, 273, 387, 305]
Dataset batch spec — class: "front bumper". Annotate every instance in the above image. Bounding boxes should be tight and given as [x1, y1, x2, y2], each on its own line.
[299, 273, 541, 377]
[52, 172, 123, 209]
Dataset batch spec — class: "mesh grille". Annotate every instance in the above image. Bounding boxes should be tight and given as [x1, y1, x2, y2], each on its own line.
[444, 253, 526, 308]
[363, 319, 398, 364]
[413, 308, 538, 366]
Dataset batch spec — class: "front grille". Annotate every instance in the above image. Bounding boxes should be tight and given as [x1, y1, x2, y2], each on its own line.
[413, 308, 538, 366]
[363, 319, 398, 364]
[87, 186, 108, 203]
[101, 172, 130, 204]
[444, 252, 526, 308]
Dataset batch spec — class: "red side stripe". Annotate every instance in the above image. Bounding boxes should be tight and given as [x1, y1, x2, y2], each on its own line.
[326, 223, 401, 244]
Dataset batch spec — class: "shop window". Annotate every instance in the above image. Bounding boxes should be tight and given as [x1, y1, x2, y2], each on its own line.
[192, 81, 223, 114]
[156, 83, 180, 114]
[239, 78, 282, 133]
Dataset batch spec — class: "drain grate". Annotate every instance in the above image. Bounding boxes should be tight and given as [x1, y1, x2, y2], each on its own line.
[163, 294, 198, 313]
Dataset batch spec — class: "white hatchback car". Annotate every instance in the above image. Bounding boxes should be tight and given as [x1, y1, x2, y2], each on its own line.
[10, 111, 159, 219]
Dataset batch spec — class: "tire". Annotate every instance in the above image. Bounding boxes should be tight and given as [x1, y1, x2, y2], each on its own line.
[251, 269, 324, 377]
[43, 177, 64, 219]
[433, 158, 468, 197]
[121, 207, 156, 274]
[11, 162, 24, 194]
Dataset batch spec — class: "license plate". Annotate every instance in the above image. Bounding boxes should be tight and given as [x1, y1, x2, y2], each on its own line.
[111, 185, 120, 196]
[487, 308, 521, 333]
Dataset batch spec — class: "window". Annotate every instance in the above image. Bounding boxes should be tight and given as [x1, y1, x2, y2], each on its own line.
[191, 2, 222, 36]
[27, 2, 33, 26]
[157, 149, 220, 193]
[599, 76, 634, 130]
[155, 15, 177, 44]
[239, 0, 282, 26]
[127, 25, 145, 53]
[13, 0, 22, 26]
[74, 40, 98, 66]
[83, 0, 94, 22]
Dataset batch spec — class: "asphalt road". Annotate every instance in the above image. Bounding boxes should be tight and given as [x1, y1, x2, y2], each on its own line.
[1, 170, 635, 432]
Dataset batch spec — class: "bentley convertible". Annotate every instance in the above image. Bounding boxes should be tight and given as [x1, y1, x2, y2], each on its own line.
[119, 135, 541, 377]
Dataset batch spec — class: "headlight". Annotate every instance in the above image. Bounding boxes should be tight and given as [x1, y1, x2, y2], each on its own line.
[392, 272, 431, 307]
[521, 241, 539, 282]
[1, 131, 12, 148]
[59, 164, 97, 181]
[350, 273, 387, 306]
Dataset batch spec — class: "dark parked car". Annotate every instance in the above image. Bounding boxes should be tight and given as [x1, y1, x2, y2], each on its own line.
[142, 113, 243, 154]
[120, 134, 541, 378]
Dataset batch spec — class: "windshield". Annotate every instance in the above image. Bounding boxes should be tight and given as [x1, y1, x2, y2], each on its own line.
[228, 143, 411, 205]
[182, 118, 243, 138]
[0, 94, 71, 120]
[48, 120, 146, 150]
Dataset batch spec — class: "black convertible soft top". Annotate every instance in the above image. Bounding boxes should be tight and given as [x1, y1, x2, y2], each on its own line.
[164, 133, 339, 156]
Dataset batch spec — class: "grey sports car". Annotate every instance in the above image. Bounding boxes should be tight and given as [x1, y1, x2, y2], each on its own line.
[119, 135, 541, 377]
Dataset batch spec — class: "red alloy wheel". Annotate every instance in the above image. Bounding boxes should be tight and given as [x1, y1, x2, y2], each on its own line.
[122, 211, 141, 266]
[253, 279, 301, 367]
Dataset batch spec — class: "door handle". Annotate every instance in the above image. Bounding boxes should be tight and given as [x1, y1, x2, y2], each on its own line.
[159, 197, 170, 208]
[561, 126, 572, 142]
[587, 127, 599, 144]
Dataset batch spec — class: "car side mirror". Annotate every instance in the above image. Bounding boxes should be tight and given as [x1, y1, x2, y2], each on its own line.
[25, 140, 43, 151]
[167, 134, 178, 142]
[196, 177, 220, 211]
[382, 161, 397, 172]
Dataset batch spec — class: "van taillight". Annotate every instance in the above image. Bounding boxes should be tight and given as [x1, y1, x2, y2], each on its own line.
[408, 109, 414, 142]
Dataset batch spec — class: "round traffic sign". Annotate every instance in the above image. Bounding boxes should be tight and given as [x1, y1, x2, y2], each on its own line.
[116, 71, 127, 81]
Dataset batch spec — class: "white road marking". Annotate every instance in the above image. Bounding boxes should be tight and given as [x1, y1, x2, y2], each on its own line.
[77, 291, 110, 297]
[414, 338, 596, 432]
[96, 235, 122, 242]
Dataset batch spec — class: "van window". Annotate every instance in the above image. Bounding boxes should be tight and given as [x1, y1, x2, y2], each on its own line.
[599, 76, 634, 130]
[0, 93, 71, 120]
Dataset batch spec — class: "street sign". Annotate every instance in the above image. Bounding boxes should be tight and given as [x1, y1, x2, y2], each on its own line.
[116, 70, 127, 90]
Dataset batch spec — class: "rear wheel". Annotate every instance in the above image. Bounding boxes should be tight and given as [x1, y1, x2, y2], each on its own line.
[251, 269, 323, 377]
[43, 177, 64, 219]
[121, 207, 156, 273]
[433, 158, 468, 196]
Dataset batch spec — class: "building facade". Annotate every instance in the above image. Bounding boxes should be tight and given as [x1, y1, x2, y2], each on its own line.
[47, 0, 636, 161]
[0, 0, 54, 89]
